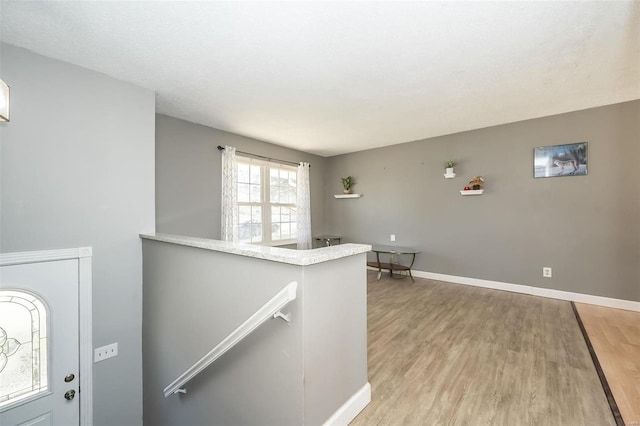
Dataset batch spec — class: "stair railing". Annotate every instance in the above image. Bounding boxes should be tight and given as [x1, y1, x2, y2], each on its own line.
[163, 281, 298, 398]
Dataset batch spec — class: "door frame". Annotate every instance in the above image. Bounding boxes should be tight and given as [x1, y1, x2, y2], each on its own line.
[1, 247, 93, 426]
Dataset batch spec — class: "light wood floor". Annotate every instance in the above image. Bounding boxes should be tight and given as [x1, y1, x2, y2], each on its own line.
[351, 272, 615, 425]
[575, 303, 640, 426]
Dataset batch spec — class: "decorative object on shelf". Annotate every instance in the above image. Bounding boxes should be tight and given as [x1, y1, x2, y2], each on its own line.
[468, 176, 484, 190]
[444, 160, 456, 178]
[534, 142, 588, 178]
[341, 176, 354, 194]
[460, 176, 484, 195]
[0, 78, 10, 122]
[334, 194, 362, 199]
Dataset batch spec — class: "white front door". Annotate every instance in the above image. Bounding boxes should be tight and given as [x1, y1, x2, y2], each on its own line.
[0, 259, 80, 426]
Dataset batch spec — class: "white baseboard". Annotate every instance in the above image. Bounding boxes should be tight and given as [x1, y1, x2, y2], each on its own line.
[413, 270, 640, 312]
[366, 267, 640, 312]
[323, 382, 371, 426]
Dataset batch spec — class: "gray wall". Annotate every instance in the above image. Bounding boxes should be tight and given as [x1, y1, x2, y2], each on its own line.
[0, 44, 155, 425]
[325, 101, 640, 302]
[156, 114, 327, 240]
[142, 240, 305, 426]
[142, 241, 369, 425]
[303, 254, 368, 425]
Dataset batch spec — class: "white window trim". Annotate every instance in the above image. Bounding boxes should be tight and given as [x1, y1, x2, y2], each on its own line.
[236, 156, 298, 245]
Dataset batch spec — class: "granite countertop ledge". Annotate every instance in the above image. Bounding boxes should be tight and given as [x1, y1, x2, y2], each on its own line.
[140, 233, 371, 266]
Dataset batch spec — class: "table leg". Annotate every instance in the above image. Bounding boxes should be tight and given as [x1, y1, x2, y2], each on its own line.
[408, 253, 416, 282]
[389, 252, 395, 277]
[376, 252, 382, 280]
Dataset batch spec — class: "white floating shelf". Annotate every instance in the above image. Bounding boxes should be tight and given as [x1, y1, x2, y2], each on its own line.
[444, 173, 456, 179]
[334, 194, 363, 199]
[460, 190, 484, 196]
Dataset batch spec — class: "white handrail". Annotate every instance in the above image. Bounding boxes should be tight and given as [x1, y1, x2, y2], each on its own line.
[163, 281, 298, 398]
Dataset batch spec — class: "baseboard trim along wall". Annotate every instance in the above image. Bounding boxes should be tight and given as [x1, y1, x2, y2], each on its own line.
[367, 267, 640, 312]
[414, 270, 640, 312]
[323, 382, 371, 426]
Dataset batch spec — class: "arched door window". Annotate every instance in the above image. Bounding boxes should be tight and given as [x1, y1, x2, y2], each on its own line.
[0, 290, 49, 409]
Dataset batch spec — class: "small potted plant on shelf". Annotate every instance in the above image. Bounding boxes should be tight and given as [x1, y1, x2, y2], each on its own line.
[341, 176, 354, 194]
[444, 161, 456, 178]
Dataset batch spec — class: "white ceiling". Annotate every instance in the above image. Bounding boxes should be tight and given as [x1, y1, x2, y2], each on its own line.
[1, 1, 638, 157]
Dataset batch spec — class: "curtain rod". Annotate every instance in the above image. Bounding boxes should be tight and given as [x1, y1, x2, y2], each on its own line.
[217, 145, 308, 167]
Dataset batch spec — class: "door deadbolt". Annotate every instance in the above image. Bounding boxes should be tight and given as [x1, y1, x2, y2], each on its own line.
[64, 390, 76, 401]
[64, 374, 75, 383]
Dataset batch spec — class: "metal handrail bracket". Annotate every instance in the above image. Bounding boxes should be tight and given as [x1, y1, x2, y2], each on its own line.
[163, 281, 298, 398]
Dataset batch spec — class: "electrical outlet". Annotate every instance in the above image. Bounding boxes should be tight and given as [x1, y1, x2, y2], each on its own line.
[94, 343, 118, 363]
[543, 267, 552, 278]
[390, 234, 396, 242]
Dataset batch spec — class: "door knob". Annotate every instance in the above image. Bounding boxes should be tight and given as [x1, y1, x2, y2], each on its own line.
[64, 390, 75, 401]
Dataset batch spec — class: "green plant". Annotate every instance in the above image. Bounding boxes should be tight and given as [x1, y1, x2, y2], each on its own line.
[341, 176, 354, 191]
[444, 160, 456, 169]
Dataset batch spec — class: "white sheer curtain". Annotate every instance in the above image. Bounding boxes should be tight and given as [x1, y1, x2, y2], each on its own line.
[297, 162, 312, 250]
[221, 145, 238, 242]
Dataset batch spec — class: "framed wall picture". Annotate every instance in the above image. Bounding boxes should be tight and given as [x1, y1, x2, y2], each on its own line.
[534, 142, 588, 178]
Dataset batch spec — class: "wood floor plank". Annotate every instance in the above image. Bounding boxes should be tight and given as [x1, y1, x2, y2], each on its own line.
[575, 303, 640, 426]
[351, 272, 615, 425]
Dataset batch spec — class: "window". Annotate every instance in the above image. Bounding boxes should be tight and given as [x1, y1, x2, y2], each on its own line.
[0, 290, 48, 409]
[236, 157, 297, 244]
